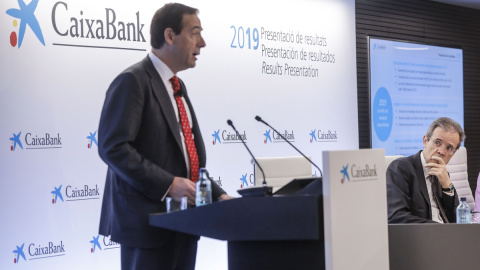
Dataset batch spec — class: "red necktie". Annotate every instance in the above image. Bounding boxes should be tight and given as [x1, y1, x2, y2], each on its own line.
[170, 76, 199, 182]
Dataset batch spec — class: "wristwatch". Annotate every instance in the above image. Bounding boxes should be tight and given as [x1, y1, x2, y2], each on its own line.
[442, 183, 454, 192]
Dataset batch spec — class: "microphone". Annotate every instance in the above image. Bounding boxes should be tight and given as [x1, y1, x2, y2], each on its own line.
[255, 115, 323, 178]
[227, 119, 272, 197]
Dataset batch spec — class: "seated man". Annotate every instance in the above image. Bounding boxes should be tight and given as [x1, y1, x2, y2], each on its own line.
[387, 117, 465, 223]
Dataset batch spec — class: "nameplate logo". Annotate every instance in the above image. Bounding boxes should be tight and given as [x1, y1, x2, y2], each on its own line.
[340, 163, 378, 184]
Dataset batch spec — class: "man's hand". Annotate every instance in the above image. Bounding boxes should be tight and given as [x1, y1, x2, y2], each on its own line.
[167, 177, 196, 205]
[218, 194, 235, 201]
[425, 155, 451, 188]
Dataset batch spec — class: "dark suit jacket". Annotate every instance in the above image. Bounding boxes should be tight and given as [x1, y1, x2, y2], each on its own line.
[98, 56, 225, 248]
[386, 151, 459, 224]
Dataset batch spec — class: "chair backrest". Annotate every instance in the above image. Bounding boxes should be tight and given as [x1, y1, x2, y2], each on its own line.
[254, 156, 312, 192]
[446, 147, 475, 209]
[385, 155, 403, 168]
[475, 173, 480, 212]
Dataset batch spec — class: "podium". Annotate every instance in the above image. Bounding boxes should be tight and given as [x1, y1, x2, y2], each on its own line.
[150, 149, 390, 269]
[150, 195, 325, 270]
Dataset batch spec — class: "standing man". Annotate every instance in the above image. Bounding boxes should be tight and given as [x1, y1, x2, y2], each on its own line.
[387, 117, 464, 223]
[98, 3, 231, 269]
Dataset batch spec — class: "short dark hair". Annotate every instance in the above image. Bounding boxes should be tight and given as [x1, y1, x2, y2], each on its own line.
[425, 117, 465, 149]
[150, 3, 198, 49]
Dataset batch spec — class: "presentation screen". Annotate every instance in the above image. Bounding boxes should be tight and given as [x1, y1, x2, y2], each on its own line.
[369, 37, 464, 156]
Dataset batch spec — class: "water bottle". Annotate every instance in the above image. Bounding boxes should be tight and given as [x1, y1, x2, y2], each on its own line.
[456, 197, 471, 224]
[195, 168, 212, 206]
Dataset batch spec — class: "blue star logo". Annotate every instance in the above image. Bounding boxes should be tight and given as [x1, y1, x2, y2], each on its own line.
[13, 243, 26, 263]
[87, 131, 98, 149]
[240, 173, 248, 187]
[340, 164, 350, 184]
[6, 0, 45, 48]
[263, 129, 272, 143]
[212, 129, 221, 144]
[10, 132, 23, 150]
[90, 235, 102, 253]
[310, 129, 317, 142]
[51, 185, 64, 203]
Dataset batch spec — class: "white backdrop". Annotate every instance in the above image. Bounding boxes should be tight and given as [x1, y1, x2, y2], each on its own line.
[1, 0, 357, 269]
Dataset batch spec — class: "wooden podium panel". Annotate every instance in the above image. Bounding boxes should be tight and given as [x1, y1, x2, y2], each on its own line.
[150, 195, 325, 269]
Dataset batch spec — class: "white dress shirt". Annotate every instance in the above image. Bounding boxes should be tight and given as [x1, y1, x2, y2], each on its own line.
[148, 52, 194, 178]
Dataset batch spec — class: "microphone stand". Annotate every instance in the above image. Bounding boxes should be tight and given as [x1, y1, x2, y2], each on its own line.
[227, 119, 272, 197]
[255, 116, 323, 178]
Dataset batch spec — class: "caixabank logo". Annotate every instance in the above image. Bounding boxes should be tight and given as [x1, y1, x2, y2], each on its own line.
[240, 173, 248, 188]
[6, 0, 45, 48]
[263, 129, 272, 144]
[340, 164, 350, 184]
[9, 131, 62, 151]
[12, 240, 66, 264]
[89, 234, 119, 254]
[211, 128, 247, 145]
[207, 173, 223, 187]
[12, 243, 26, 264]
[6, 0, 147, 50]
[309, 129, 338, 143]
[340, 163, 378, 184]
[51, 185, 64, 204]
[50, 184, 101, 204]
[87, 130, 98, 149]
[9, 131, 23, 151]
[239, 173, 254, 188]
[211, 129, 221, 145]
[263, 129, 295, 144]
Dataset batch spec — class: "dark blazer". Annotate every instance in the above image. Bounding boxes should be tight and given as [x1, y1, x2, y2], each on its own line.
[386, 151, 459, 224]
[98, 56, 225, 248]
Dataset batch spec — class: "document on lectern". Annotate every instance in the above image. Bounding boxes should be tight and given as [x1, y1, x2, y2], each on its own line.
[322, 149, 389, 270]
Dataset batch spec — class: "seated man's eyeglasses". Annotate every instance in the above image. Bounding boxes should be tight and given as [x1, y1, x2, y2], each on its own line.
[427, 137, 457, 155]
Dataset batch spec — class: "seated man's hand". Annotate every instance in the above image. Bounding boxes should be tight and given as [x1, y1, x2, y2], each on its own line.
[426, 155, 451, 188]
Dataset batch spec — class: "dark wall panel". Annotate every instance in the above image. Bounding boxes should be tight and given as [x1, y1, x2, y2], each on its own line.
[356, 0, 480, 194]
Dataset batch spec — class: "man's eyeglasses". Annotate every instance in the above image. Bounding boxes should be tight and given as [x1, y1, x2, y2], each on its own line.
[428, 137, 457, 155]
